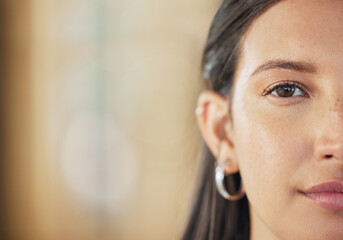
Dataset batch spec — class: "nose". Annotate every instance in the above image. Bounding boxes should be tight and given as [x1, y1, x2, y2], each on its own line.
[314, 100, 343, 162]
[314, 139, 343, 161]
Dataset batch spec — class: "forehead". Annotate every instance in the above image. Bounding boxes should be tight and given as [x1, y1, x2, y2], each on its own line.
[237, 0, 343, 78]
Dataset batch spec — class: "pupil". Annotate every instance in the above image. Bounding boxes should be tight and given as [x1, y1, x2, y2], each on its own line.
[277, 85, 295, 97]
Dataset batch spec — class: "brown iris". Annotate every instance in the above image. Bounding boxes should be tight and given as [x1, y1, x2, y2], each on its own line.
[274, 85, 295, 97]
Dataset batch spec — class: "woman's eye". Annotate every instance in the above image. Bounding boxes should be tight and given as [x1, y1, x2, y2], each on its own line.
[268, 84, 306, 97]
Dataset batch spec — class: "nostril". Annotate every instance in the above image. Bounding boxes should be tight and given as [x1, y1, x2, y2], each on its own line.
[314, 138, 343, 161]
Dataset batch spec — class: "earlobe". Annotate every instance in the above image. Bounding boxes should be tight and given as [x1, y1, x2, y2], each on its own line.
[216, 142, 240, 174]
[196, 91, 239, 174]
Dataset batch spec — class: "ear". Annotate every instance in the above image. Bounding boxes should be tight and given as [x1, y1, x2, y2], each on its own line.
[196, 90, 239, 174]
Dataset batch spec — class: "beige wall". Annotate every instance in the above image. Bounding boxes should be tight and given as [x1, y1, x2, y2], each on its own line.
[2, 0, 219, 239]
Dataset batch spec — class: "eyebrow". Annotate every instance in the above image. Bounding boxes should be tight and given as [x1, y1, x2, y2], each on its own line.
[251, 59, 317, 77]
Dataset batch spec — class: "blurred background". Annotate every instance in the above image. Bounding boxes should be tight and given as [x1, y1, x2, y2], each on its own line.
[0, 0, 219, 239]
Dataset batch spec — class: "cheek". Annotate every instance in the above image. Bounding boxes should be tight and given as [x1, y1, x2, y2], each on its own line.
[231, 95, 312, 205]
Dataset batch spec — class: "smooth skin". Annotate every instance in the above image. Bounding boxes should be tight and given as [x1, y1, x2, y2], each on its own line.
[197, 1, 343, 239]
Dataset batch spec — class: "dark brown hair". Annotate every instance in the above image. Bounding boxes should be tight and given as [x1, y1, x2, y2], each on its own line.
[182, 1, 280, 240]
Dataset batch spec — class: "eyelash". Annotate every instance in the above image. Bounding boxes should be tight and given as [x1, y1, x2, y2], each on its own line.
[261, 80, 309, 97]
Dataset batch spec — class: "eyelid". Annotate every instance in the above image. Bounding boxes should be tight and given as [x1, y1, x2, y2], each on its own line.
[261, 80, 309, 97]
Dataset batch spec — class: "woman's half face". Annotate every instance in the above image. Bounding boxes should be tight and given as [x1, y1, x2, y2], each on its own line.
[232, 0, 343, 239]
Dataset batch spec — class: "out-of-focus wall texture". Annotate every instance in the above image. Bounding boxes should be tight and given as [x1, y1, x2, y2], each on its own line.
[1, 0, 219, 239]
